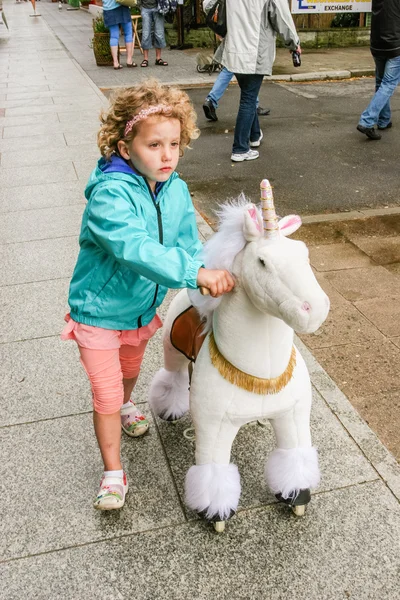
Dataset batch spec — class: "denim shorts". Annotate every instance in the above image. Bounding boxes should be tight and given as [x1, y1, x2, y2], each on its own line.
[141, 7, 166, 50]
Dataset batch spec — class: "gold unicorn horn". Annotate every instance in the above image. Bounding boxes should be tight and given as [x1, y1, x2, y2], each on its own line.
[260, 179, 279, 239]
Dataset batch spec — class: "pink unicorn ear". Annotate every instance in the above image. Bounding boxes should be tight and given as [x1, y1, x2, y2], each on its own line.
[243, 204, 262, 241]
[278, 215, 302, 237]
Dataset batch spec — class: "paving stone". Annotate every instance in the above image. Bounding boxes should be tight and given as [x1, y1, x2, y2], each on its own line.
[0, 236, 79, 285]
[6, 88, 95, 101]
[0, 181, 85, 213]
[0, 278, 69, 343]
[291, 221, 345, 246]
[324, 266, 400, 302]
[312, 339, 400, 399]
[155, 386, 377, 519]
[336, 214, 400, 238]
[1, 144, 98, 168]
[0, 204, 84, 243]
[1, 482, 399, 600]
[3, 119, 97, 138]
[300, 301, 384, 349]
[0, 408, 185, 561]
[63, 130, 97, 146]
[354, 296, 400, 338]
[0, 162, 77, 189]
[313, 272, 348, 309]
[385, 263, 400, 277]
[352, 390, 400, 462]
[0, 133, 66, 153]
[5, 103, 85, 117]
[309, 242, 372, 272]
[350, 236, 400, 265]
[0, 96, 54, 110]
[1, 112, 59, 129]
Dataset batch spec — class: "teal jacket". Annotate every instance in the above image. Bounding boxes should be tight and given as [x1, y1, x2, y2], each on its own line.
[68, 156, 203, 330]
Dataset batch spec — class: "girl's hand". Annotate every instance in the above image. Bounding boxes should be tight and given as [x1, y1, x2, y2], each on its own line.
[197, 268, 235, 298]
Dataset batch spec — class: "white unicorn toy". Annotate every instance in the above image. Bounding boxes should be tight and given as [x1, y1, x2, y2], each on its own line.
[149, 179, 330, 532]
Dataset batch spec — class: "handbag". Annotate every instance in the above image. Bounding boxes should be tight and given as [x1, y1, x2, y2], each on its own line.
[204, 0, 226, 38]
[115, 0, 138, 7]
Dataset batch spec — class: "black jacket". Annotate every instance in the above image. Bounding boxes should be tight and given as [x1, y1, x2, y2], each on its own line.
[371, 0, 400, 58]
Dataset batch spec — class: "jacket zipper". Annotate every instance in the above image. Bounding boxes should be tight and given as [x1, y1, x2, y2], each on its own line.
[138, 181, 164, 326]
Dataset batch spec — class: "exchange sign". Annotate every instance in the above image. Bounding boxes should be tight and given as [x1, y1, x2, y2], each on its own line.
[291, 0, 371, 13]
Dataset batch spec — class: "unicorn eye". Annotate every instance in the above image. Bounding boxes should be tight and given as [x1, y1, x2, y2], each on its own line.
[259, 258, 266, 267]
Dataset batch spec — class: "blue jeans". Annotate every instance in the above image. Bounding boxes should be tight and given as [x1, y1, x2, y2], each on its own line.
[109, 22, 133, 47]
[232, 73, 264, 154]
[141, 7, 166, 50]
[206, 67, 260, 108]
[359, 55, 400, 128]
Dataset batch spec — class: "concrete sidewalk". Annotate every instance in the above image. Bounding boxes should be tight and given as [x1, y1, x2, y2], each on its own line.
[1, 2, 400, 599]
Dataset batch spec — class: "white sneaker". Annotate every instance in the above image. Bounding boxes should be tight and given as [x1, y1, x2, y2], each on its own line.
[250, 130, 263, 147]
[93, 472, 128, 510]
[231, 149, 259, 162]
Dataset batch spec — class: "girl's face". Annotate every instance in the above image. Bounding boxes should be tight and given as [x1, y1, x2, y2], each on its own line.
[119, 116, 181, 191]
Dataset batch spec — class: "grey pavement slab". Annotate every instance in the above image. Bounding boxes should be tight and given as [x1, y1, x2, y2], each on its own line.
[0, 204, 84, 243]
[0, 133, 66, 153]
[1, 481, 399, 600]
[1, 144, 99, 168]
[0, 112, 60, 129]
[2, 119, 99, 139]
[0, 277, 69, 343]
[0, 235, 79, 285]
[156, 386, 378, 519]
[0, 162, 77, 188]
[0, 181, 85, 213]
[0, 408, 185, 561]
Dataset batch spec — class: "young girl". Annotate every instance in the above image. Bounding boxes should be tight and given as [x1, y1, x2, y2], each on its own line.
[62, 80, 234, 511]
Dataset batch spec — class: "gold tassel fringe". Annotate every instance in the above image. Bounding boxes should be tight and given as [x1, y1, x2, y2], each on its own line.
[209, 332, 296, 395]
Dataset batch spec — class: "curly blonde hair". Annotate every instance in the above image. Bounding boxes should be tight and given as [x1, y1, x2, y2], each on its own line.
[98, 79, 200, 160]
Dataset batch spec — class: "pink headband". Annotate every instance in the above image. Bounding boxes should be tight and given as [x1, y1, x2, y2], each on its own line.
[124, 104, 172, 136]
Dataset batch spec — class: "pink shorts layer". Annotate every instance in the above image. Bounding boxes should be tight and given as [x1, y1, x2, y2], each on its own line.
[61, 313, 163, 350]
[61, 314, 163, 414]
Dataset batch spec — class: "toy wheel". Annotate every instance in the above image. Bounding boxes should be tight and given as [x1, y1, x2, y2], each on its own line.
[213, 521, 225, 533]
[292, 504, 306, 517]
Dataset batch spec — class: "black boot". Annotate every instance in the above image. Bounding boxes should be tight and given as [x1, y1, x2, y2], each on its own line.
[203, 99, 218, 122]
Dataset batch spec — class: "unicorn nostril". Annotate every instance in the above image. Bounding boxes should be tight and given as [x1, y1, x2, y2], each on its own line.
[302, 302, 311, 312]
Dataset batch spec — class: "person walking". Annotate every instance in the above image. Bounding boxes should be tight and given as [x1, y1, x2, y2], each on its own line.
[139, 0, 168, 67]
[206, 0, 300, 162]
[203, 66, 271, 122]
[61, 81, 234, 510]
[102, 0, 136, 69]
[357, 0, 400, 140]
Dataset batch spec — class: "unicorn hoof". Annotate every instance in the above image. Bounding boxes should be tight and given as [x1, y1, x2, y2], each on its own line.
[213, 521, 225, 533]
[292, 504, 306, 517]
[275, 488, 311, 508]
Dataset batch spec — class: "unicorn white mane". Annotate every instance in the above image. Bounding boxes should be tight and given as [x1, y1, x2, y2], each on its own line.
[188, 194, 253, 327]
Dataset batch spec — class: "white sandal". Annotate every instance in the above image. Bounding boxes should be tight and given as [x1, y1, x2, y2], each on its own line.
[93, 472, 128, 510]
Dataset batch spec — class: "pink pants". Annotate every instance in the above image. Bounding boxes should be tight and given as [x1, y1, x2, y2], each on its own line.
[61, 314, 162, 415]
[79, 342, 148, 415]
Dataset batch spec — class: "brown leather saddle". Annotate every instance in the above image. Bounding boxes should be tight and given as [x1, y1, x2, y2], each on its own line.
[170, 305, 207, 363]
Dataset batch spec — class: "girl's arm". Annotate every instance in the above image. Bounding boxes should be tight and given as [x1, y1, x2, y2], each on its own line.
[87, 186, 203, 289]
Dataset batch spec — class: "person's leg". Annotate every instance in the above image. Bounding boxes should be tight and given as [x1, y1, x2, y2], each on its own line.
[154, 11, 167, 64]
[109, 24, 121, 68]
[207, 67, 234, 108]
[140, 8, 152, 65]
[374, 56, 392, 129]
[121, 21, 135, 66]
[119, 341, 150, 437]
[79, 347, 124, 470]
[232, 73, 264, 156]
[358, 55, 400, 130]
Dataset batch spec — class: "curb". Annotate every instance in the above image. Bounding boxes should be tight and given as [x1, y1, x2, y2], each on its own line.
[268, 68, 375, 83]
